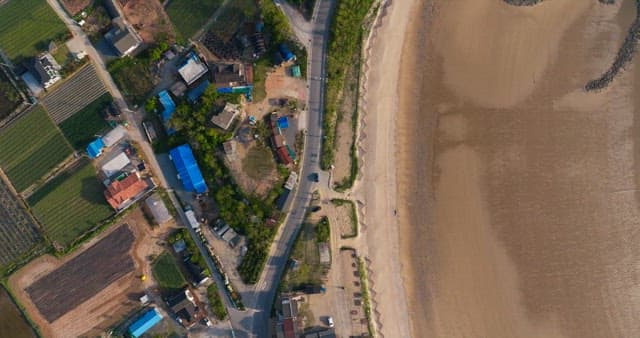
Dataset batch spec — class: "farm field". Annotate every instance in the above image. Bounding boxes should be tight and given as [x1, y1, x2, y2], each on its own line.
[165, 0, 223, 38]
[41, 65, 108, 124]
[0, 0, 68, 61]
[108, 57, 154, 104]
[58, 93, 111, 149]
[27, 160, 113, 249]
[0, 177, 44, 275]
[26, 225, 134, 322]
[152, 251, 187, 291]
[7, 212, 165, 338]
[0, 106, 73, 192]
[0, 287, 35, 338]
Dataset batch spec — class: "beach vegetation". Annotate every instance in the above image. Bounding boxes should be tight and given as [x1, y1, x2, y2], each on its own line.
[321, 0, 374, 176]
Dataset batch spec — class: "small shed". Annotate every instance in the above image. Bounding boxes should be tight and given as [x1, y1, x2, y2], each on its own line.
[291, 65, 301, 78]
[87, 138, 105, 158]
[145, 193, 172, 225]
[102, 125, 127, 147]
[278, 116, 289, 129]
[101, 152, 131, 178]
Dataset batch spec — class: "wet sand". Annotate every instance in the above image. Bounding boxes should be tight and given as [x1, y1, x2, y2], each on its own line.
[395, 0, 640, 337]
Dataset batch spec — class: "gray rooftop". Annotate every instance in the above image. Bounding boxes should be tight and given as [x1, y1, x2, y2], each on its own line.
[145, 193, 172, 224]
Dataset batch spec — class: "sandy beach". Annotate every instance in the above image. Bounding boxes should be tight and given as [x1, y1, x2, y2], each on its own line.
[363, 0, 640, 337]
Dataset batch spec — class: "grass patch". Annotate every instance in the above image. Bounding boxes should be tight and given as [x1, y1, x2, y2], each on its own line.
[315, 216, 330, 243]
[152, 251, 187, 291]
[27, 159, 113, 249]
[242, 145, 276, 181]
[51, 43, 70, 65]
[321, 0, 374, 170]
[0, 69, 23, 119]
[58, 93, 111, 149]
[108, 57, 154, 105]
[0, 0, 69, 62]
[165, 0, 224, 39]
[283, 221, 326, 290]
[330, 198, 358, 238]
[252, 58, 270, 102]
[0, 106, 73, 192]
[207, 283, 228, 320]
[357, 256, 375, 337]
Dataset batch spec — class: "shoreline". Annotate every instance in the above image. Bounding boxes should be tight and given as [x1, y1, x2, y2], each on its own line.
[357, 0, 416, 337]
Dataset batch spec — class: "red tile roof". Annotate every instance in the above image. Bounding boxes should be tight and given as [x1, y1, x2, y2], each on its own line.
[276, 146, 292, 165]
[104, 173, 148, 209]
[282, 318, 296, 338]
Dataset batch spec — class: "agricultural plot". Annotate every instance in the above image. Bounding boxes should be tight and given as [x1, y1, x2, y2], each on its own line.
[26, 225, 135, 322]
[41, 65, 108, 124]
[0, 178, 43, 274]
[27, 160, 113, 249]
[0, 287, 35, 338]
[0, 0, 68, 61]
[0, 106, 73, 192]
[152, 251, 187, 291]
[165, 0, 223, 38]
[58, 93, 111, 150]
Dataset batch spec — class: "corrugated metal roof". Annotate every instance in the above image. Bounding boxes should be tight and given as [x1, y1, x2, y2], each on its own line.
[101, 152, 131, 178]
[102, 125, 127, 147]
[169, 144, 208, 193]
[128, 308, 163, 338]
[145, 193, 172, 224]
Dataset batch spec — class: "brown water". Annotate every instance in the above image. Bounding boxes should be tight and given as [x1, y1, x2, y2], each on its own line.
[0, 287, 35, 338]
[398, 1, 640, 337]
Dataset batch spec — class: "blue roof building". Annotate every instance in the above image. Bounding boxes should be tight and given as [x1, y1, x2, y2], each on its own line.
[86, 138, 105, 158]
[169, 144, 208, 193]
[278, 116, 289, 129]
[158, 90, 176, 135]
[279, 44, 295, 62]
[128, 308, 163, 338]
[187, 80, 210, 103]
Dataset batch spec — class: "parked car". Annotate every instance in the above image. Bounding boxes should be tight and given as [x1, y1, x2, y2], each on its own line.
[327, 316, 334, 328]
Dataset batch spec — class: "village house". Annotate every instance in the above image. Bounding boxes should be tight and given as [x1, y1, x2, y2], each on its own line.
[211, 102, 240, 131]
[103, 172, 149, 210]
[33, 52, 62, 88]
[105, 17, 142, 57]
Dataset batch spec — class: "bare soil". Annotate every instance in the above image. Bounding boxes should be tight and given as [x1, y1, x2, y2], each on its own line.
[60, 0, 91, 15]
[245, 65, 307, 119]
[226, 141, 279, 197]
[8, 208, 171, 338]
[121, 0, 175, 44]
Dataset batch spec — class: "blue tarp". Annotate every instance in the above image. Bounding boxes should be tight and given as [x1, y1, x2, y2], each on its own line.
[279, 44, 294, 62]
[169, 144, 208, 193]
[128, 308, 163, 338]
[278, 116, 289, 129]
[187, 80, 210, 103]
[86, 138, 104, 158]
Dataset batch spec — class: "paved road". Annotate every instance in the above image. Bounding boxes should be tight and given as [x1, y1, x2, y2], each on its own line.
[46, 0, 169, 189]
[225, 1, 335, 337]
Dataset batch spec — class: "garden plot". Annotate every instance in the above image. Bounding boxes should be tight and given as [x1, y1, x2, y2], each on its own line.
[0, 176, 44, 274]
[0, 0, 68, 61]
[0, 106, 73, 192]
[41, 64, 107, 124]
[27, 159, 113, 249]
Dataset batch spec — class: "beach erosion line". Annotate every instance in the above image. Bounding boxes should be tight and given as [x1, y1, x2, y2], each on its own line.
[586, 0, 640, 91]
[354, 0, 394, 337]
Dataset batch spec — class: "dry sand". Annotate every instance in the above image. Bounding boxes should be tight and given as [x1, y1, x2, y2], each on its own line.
[369, 0, 640, 336]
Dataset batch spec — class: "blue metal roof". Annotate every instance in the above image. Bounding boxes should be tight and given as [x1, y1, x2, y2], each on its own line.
[128, 308, 163, 338]
[187, 80, 210, 103]
[86, 138, 104, 158]
[158, 90, 176, 124]
[169, 144, 208, 193]
[278, 116, 289, 129]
